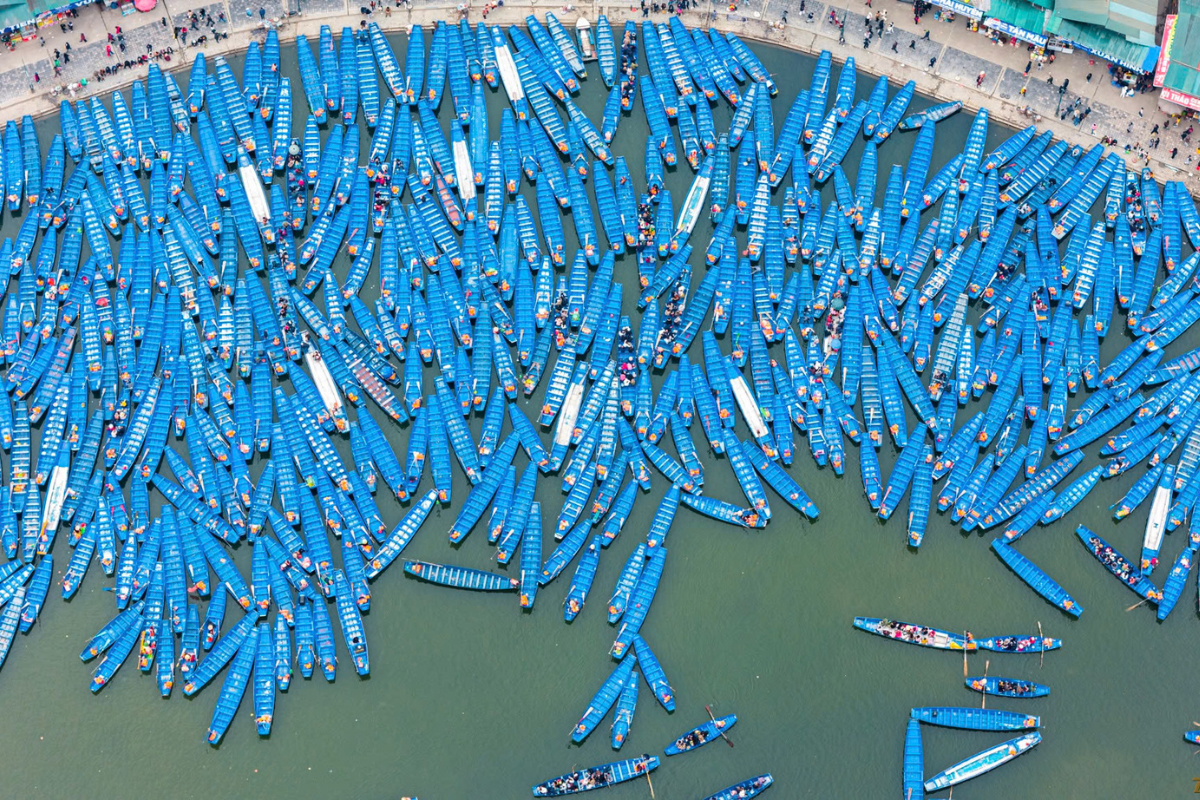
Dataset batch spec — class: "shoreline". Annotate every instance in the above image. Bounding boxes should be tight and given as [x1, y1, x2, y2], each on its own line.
[4, 2, 1191, 195]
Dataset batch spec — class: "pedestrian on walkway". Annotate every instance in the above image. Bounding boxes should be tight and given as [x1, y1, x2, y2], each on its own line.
[1127, 121, 1134, 133]
[1138, 108, 1144, 117]
[1023, 60, 1031, 76]
[863, 35, 870, 48]
[1086, 72, 1092, 82]
[1151, 123, 1159, 134]
[928, 56, 936, 69]
[886, 22, 894, 35]
[32, 73, 38, 82]
[1171, 147, 1178, 159]
[1047, 76, 1053, 85]
[922, 30, 930, 40]
[1019, 86, 1026, 96]
[1062, 78, 1069, 91]
[1091, 123, 1096, 135]
[79, 33, 86, 43]
[909, 40, 915, 49]
[891, 41, 898, 52]
[976, 71, 985, 88]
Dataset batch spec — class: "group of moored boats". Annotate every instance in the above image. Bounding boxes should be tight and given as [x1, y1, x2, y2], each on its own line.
[0, 0, 1193, 788]
[535, 710, 773, 797]
[858, 616, 1051, 795]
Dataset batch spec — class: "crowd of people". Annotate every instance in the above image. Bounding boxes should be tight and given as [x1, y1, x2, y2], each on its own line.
[619, 27, 636, 107]
[873, 620, 967, 647]
[178, 6, 230, 47]
[1083, 533, 1161, 600]
[639, 0, 696, 16]
[534, 761, 643, 797]
[89, 48, 177, 83]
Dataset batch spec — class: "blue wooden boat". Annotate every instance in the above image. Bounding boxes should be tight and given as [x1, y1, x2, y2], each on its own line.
[612, 547, 666, 658]
[665, 714, 737, 755]
[572, 656, 635, 742]
[899, 100, 962, 131]
[903, 718, 924, 800]
[634, 634, 675, 711]
[404, 559, 518, 591]
[911, 706, 1040, 731]
[252, 624, 274, 733]
[611, 675, 637, 749]
[332, 569, 369, 675]
[967, 676, 1050, 698]
[924, 732, 1041, 793]
[854, 617, 973, 650]
[702, 775, 773, 800]
[1075, 524, 1162, 603]
[206, 630, 257, 744]
[991, 539, 1082, 617]
[532, 755, 658, 796]
[596, 15, 616, 87]
[727, 33, 774, 93]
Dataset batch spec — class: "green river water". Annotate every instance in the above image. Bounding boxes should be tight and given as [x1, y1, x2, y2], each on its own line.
[0, 31, 1193, 800]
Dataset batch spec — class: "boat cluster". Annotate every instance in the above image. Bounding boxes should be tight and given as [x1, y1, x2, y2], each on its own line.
[856, 617, 1052, 795]
[0, 3, 1194, 793]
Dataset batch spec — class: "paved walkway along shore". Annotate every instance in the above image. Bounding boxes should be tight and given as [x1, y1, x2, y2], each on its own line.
[0, 0, 1194, 194]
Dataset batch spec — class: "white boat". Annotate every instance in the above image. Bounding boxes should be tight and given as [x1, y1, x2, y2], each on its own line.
[302, 334, 346, 431]
[451, 125, 476, 207]
[729, 372, 769, 439]
[671, 156, 713, 252]
[237, 146, 272, 235]
[39, 455, 70, 551]
[555, 381, 586, 447]
[924, 732, 1041, 792]
[576, 17, 596, 60]
[1142, 470, 1172, 574]
[491, 34, 525, 108]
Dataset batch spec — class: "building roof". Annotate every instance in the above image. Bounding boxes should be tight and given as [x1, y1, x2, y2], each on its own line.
[1163, 12, 1200, 96]
[1049, 17, 1161, 70]
[1054, 0, 1109, 27]
[987, 0, 1049, 35]
[1053, 0, 1162, 46]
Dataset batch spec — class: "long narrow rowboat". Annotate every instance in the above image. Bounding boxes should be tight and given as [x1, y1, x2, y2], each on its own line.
[966, 676, 1050, 698]
[701, 774, 774, 800]
[904, 718, 924, 800]
[898, 100, 962, 131]
[1075, 525, 1163, 603]
[664, 714, 737, 755]
[924, 732, 1041, 792]
[532, 755, 659, 796]
[911, 706, 1040, 731]
[990, 539, 1083, 617]
[973, 634, 1062, 653]
[403, 560, 518, 591]
[853, 617, 974, 650]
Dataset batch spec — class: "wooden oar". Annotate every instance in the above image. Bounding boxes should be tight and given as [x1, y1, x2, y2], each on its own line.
[645, 765, 656, 799]
[1037, 621, 1045, 668]
[962, 633, 969, 678]
[981, 660, 989, 709]
[1126, 598, 1149, 612]
[706, 704, 735, 747]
